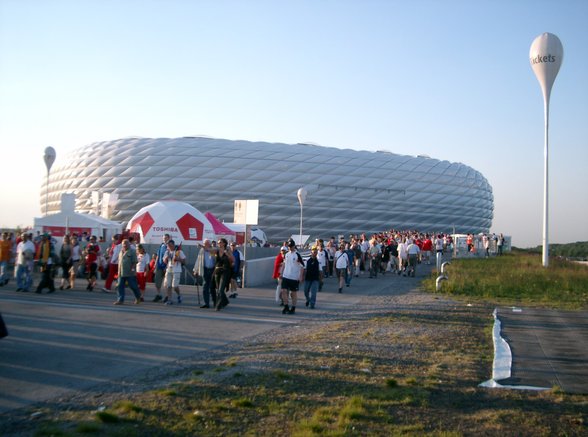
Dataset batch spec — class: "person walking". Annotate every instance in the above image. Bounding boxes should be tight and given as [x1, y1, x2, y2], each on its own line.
[58, 235, 73, 290]
[83, 236, 100, 291]
[344, 242, 355, 287]
[211, 238, 233, 311]
[368, 238, 381, 278]
[497, 233, 505, 256]
[397, 238, 408, 276]
[15, 233, 34, 292]
[163, 239, 186, 305]
[113, 239, 142, 305]
[69, 238, 81, 289]
[303, 246, 321, 309]
[193, 239, 216, 308]
[0, 232, 11, 286]
[280, 239, 305, 314]
[102, 235, 122, 292]
[35, 234, 56, 294]
[406, 239, 420, 277]
[483, 234, 490, 258]
[152, 234, 170, 302]
[136, 244, 150, 301]
[272, 246, 287, 305]
[229, 242, 242, 298]
[334, 243, 350, 293]
[316, 243, 328, 290]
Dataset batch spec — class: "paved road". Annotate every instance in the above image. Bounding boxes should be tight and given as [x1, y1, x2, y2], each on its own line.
[0, 271, 396, 414]
[496, 307, 588, 394]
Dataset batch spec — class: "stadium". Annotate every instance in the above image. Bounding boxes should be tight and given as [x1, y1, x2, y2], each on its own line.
[42, 137, 494, 242]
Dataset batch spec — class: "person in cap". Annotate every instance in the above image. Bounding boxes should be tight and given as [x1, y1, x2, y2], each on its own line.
[303, 246, 321, 309]
[273, 246, 288, 282]
[279, 239, 305, 314]
[334, 243, 350, 293]
[272, 245, 288, 306]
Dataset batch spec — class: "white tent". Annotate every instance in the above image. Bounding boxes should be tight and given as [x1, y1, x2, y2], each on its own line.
[34, 211, 122, 241]
[127, 200, 215, 246]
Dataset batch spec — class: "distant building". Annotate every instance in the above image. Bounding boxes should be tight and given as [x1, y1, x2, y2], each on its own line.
[42, 137, 493, 242]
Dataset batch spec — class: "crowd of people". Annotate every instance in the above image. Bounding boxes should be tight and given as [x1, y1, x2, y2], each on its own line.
[0, 228, 505, 314]
[0, 231, 246, 310]
[272, 231, 454, 314]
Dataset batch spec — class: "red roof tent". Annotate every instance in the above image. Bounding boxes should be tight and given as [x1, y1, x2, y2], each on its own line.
[204, 212, 236, 237]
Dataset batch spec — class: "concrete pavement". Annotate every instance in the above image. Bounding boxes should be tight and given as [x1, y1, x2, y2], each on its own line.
[495, 307, 588, 394]
[0, 271, 394, 414]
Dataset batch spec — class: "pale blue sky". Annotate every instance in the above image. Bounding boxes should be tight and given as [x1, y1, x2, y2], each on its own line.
[1, 0, 587, 247]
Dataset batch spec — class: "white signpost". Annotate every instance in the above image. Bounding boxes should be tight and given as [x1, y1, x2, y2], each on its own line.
[233, 199, 259, 287]
[530, 32, 563, 267]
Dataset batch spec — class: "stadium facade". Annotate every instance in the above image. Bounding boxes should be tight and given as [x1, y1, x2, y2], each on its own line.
[42, 137, 494, 242]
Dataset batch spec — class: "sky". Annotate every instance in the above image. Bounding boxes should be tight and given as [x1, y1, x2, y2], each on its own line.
[1, 0, 587, 248]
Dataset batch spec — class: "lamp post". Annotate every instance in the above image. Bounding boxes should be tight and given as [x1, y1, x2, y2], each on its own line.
[43, 147, 56, 216]
[297, 187, 307, 247]
[530, 33, 563, 267]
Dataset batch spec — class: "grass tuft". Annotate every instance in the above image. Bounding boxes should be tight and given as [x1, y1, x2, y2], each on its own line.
[75, 421, 101, 433]
[232, 397, 255, 408]
[386, 378, 399, 388]
[113, 400, 142, 413]
[95, 411, 120, 423]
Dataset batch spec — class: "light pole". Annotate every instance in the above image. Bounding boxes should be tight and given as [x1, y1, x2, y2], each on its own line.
[530, 33, 563, 267]
[43, 147, 56, 216]
[297, 187, 307, 247]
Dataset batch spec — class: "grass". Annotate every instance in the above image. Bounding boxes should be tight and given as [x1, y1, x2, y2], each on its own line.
[423, 251, 588, 309]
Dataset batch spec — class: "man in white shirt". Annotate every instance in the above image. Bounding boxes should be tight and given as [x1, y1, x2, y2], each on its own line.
[280, 239, 305, 315]
[397, 239, 408, 276]
[334, 244, 350, 293]
[406, 239, 421, 277]
[15, 233, 35, 292]
[163, 239, 186, 305]
[316, 243, 327, 290]
[359, 235, 370, 275]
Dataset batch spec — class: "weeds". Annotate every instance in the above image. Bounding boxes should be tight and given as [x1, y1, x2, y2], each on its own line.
[423, 252, 588, 309]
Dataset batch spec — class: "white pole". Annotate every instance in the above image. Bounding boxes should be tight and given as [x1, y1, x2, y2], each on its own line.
[45, 172, 50, 216]
[542, 97, 549, 267]
[297, 187, 307, 248]
[243, 224, 248, 288]
[299, 204, 303, 247]
[43, 147, 56, 217]
[529, 33, 563, 268]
